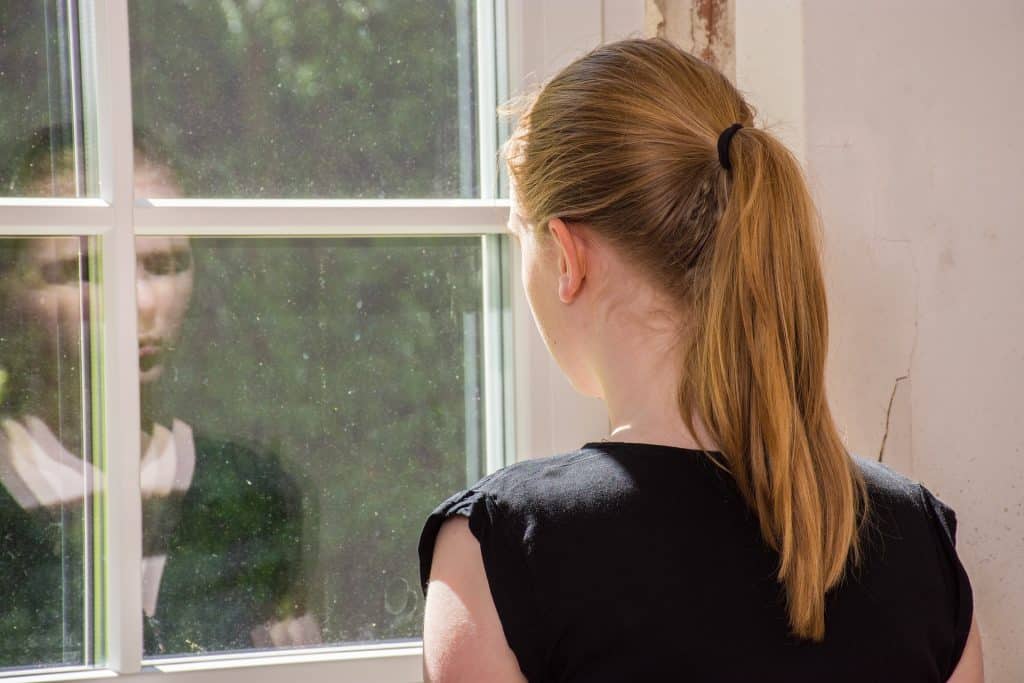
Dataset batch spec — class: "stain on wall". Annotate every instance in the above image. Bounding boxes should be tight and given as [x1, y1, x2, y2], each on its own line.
[646, 0, 734, 80]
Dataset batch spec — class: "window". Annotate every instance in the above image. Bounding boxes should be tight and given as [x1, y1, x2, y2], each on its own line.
[0, 1, 620, 680]
[0, 236, 100, 671]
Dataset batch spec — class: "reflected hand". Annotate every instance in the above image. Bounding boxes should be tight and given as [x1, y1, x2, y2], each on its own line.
[0, 416, 99, 510]
[250, 613, 323, 648]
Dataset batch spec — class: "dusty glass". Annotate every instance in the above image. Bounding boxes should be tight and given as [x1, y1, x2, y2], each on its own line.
[128, 1, 479, 198]
[0, 1, 92, 197]
[137, 236, 486, 656]
[0, 236, 100, 670]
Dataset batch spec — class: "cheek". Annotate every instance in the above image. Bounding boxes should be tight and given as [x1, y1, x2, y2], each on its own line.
[520, 241, 563, 349]
[39, 287, 84, 328]
[155, 274, 194, 332]
[20, 286, 86, 352]
[519, 241, 546, 318]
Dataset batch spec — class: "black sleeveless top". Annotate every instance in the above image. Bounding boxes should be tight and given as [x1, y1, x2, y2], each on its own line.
[418, 442, 973, 683]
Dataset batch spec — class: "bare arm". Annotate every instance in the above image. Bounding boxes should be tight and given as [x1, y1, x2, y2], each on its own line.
[947, 615, 984, 683]
[422, 516, 528, 683]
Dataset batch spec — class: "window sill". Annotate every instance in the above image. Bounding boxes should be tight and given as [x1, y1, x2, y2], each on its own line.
[2, 643, 422, 683]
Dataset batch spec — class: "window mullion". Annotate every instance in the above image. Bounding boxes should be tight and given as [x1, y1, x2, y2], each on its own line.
[131, 201, 509, 236]
[476, 0, 499, 200]
[0, 201, 112, 232]
[87, 0, 143, 673]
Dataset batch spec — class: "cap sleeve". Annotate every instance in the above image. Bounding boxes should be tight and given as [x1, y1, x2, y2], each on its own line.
[918, 483, 974, 679]
[418, 487, 544, 681]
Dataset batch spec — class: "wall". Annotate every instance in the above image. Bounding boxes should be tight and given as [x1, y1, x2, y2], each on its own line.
[731, 1, 1024, 679]
[515, 2, 1024, 674]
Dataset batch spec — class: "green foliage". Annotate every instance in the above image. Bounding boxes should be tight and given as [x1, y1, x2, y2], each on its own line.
[128, 0, 477, 198]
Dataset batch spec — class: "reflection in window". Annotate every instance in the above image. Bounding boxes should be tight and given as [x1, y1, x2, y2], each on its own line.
[0, 237, 98, 668]
[129, 0, 479, 198]
[0, 1, 91, 197]
[140, 237, 486, 654]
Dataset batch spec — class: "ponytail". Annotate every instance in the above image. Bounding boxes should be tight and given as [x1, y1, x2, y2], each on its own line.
[504, 37, 867, 641]
[680, 127, 867, 640]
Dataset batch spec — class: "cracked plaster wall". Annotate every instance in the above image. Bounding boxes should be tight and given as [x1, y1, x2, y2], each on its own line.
[659, 0, 1024, 676]
[800, 2, 1024, 679]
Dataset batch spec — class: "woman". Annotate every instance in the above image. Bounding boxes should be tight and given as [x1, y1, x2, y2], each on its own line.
[0, 128, 316, 665]
[419, 38, 983, 682]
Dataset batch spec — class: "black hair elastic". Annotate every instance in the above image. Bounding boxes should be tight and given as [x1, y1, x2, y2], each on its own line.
[716, 123, 743, 171]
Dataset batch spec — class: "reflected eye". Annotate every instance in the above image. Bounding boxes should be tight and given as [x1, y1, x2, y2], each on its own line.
[140, 250, 192, 276]
[40, 257, 88, 286]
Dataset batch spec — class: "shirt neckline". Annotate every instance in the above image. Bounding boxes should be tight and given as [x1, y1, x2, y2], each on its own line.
[582, 440, 724, 457]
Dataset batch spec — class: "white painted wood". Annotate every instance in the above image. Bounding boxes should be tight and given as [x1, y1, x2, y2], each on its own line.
[132, 200, 509, 235]
[0, 645, 421, 683]
[87, 0, 145, 673]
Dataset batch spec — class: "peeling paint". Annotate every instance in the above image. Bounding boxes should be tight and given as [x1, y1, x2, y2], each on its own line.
[646, 0, 666, 38]
[693, 0, 727, 65]
[645, 0, 736, 81]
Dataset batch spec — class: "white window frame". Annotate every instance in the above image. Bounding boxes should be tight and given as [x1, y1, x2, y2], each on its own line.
[0, 1, 638, 680]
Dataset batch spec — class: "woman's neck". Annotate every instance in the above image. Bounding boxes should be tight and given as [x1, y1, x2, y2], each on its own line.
[588, 294, 718, 452]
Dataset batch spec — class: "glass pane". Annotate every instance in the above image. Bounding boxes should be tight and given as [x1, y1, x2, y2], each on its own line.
[0, 237, 100, 670]
[0, 1, 92, 197]
[129, 1, 478, 199]
[137, 236, 486, 657]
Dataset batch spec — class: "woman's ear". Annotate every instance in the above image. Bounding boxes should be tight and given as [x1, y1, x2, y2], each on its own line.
[547, 218, 587, 304]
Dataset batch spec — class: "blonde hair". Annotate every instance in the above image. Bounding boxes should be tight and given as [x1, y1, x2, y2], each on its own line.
[503, 37, 867, 641]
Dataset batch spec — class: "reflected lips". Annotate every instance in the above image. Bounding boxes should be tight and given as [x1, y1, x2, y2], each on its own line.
[139, 342, 162, 371]
[139, 345, 161, 357]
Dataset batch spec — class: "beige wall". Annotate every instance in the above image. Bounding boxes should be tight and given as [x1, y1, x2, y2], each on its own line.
[803, 3, 1024, 680]
[734, 1, 1024, 679]
[653, 0, 1023, 679]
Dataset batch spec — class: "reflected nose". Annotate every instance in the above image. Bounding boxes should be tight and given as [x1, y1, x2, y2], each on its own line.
[136, 274, 157, 328]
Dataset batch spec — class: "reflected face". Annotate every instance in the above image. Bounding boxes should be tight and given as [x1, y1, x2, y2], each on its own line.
[16, 237, 194, 385]
[16, 238, 92, 364]
[135, 237, 194, 384]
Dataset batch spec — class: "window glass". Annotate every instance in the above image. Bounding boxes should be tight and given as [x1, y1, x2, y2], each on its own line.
[0, 236, 100, 669]
[0, 2, 91, 197]
[137, 236, 486, 656]
[128, 1, 479, 198]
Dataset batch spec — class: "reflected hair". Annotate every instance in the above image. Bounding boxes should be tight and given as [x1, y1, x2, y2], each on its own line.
[5, 124, 178, 196]
[502, 37, 867, 641]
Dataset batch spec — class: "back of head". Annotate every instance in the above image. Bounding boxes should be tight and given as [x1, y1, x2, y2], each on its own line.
[504, 37, 867, 641]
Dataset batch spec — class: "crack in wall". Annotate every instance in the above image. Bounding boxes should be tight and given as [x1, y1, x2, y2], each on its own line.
[876, 239, 919, 469]
[878, 375, 909, 462]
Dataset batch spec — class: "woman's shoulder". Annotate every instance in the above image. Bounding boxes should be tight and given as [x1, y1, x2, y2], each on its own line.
[422, 442, 725, 544]
[420, 448, 596, 529]
[853, 455, 924, 500]
[466, 445, 610, 497]
[852, 455, 959, 533]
